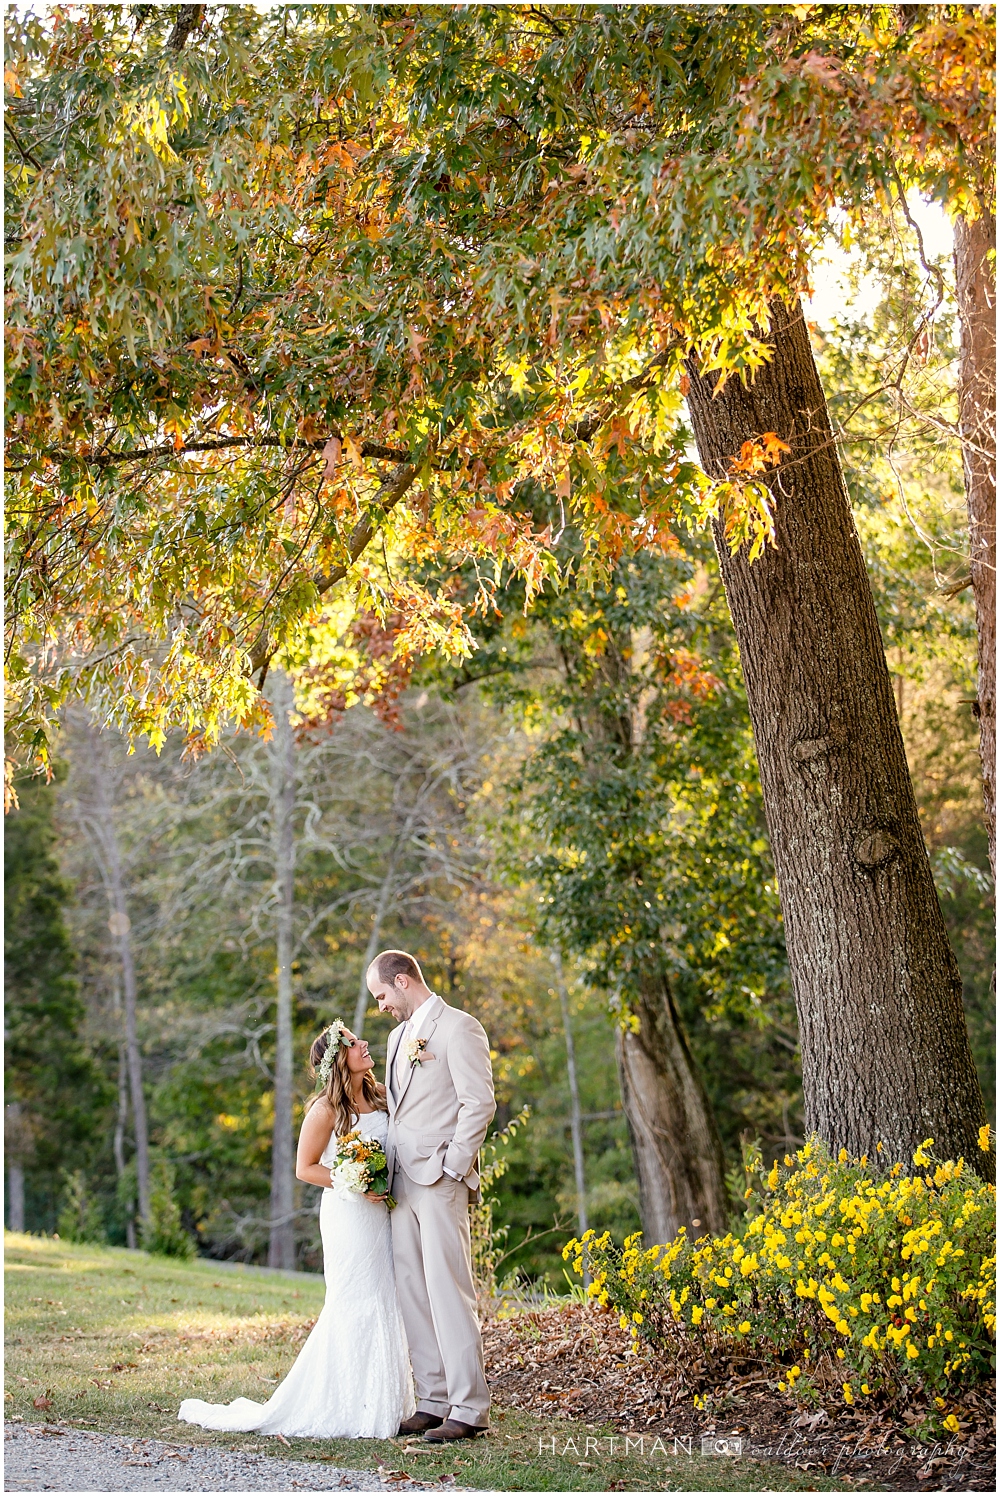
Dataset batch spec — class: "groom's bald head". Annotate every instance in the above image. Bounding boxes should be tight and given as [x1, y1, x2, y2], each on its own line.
[367, 949, 431, 1021]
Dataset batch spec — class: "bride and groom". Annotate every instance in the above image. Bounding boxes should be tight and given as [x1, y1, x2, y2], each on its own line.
[178, 949, 495, 1442]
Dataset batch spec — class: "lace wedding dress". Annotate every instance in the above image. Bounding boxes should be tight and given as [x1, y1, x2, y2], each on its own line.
[178, 1111, 415, 1438]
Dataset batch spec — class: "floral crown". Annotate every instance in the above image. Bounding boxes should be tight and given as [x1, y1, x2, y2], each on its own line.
[316, 1018, 352, 1087]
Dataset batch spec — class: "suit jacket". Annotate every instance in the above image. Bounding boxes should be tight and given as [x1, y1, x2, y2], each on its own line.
[385, 994, 495, 1199]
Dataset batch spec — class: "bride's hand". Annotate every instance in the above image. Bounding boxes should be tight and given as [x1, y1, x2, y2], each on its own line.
[364, 1189, 388, 1203]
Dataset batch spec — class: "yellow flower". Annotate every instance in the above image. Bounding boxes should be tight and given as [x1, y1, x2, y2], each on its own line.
[737, 1321, 751, 1334]
[905, 1342, 919, 1360]
[619, 1314, 629, 1330]
[842, 1383, 854, 1405]
[861, 1384, 871, 1395]
[978, 1125, 991, 1152]
[943, 1414, 960, 1433]
[632, 1312, 643, 1325]
[691, 1305, 704, 1326]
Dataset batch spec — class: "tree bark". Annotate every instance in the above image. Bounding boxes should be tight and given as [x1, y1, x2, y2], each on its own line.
[86, 740, 151, 1223]
[616, 971, 730, 1242]
[552, 952, 588, 1239]
[6, 1102, 26, 1232]
[684, 297, 991, 1176]
[114, 1032, 137, 1250]
[954, 212, 996, 877]
[267, 670, 298, 1270]
[7, 1163, 25, 1232]
[352, 858, 397, 1037]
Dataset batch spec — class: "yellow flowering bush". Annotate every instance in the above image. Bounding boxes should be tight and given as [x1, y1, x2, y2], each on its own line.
[563, 1137, 996, 1402]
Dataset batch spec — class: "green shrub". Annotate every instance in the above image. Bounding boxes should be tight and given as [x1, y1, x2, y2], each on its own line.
[140, 1159, 194, 1259]
[56, 1170, 106, 1244]
[564, 1135, 996, 1407]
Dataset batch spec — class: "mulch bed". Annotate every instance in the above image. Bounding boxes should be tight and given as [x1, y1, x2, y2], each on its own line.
[483, 1304, 995, 1492]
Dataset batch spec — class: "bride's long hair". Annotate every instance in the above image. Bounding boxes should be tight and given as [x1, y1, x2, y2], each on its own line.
[307, 1027, 387, 1137]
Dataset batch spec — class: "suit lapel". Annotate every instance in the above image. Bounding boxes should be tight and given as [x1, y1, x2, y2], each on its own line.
[394, 995, 444, 1111]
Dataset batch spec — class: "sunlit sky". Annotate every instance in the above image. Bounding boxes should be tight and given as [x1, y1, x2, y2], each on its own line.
[804, 195, 954, 329]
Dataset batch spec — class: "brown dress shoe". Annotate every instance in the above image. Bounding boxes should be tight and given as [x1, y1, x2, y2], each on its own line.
[422, 1418, 487, 1443]
[397, 1412, 444, 1436]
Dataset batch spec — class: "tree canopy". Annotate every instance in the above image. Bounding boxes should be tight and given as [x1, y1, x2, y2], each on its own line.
[5, 4, 993, 773]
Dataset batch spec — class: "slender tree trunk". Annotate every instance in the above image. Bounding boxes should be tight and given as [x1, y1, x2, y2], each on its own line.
[684, 297, 991, 1176]
[87, 742, 151, 1223]
[268, 670, 298, 1270]
[552, 952, 588, 1238]
[352, 861, 397, 1037]
[616, 971, 729, 1241]
[8, 1163, 25, 1232]
[114, 1035, 137, 1251]
[6, 1102, 26, 1231]
[954, 212, 996, 877]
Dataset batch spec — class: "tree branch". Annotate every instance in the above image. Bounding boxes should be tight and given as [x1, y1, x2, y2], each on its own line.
[5, 433, 413, 472]
[248, 459, 420, 683]
[167, 4, 204, 51]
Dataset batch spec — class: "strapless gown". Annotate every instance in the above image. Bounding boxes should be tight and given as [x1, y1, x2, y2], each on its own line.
[178, 1111, 414, 1438]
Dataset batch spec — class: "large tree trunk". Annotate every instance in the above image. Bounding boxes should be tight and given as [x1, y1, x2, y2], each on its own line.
[616, 971, 730, 1242]
[267, 670, 298, 1270]
[685, 298, 990, 1176]
[954, 212, 996, 877]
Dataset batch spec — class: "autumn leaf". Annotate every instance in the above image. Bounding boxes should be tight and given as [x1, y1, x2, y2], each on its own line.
[761, 432, 791, 465]
[407, 325, 428, 363]
[320, 436, 342, 480]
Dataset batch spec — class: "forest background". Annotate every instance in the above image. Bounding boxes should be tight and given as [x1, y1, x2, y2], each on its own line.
[4, 4, 995, 1289]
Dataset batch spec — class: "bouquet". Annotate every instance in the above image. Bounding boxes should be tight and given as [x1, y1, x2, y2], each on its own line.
[331, 1130, 394, 1208]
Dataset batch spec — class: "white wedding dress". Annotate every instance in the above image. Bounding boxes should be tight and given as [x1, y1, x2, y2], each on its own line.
[178, 1111, 415, 1438]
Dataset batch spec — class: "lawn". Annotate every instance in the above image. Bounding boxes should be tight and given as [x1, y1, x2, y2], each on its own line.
[4, 1232, 841, 1491]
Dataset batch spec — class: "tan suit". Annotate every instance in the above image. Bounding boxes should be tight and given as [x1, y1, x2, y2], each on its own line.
[386, 995, 495, 1428]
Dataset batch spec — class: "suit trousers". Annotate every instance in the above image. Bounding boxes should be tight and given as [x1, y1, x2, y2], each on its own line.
[390, 1168, 490, 1427]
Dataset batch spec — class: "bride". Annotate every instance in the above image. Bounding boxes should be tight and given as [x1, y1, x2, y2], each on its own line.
[178, 1019, 415, 1439]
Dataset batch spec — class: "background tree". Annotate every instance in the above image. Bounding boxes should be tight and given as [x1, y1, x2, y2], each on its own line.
[4, 771, 111, 1233]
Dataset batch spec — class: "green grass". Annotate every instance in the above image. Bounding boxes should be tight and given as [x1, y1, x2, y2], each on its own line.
[4, 1233, 841, 1491]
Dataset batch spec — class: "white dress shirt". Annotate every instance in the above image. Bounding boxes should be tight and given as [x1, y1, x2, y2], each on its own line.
[393, 992, 463, 1180]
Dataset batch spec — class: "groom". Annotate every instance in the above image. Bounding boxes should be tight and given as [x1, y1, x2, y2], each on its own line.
[367, 949, 495, 1443]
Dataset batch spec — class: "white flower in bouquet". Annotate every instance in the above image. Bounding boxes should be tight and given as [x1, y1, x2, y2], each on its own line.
[332, 1159, 368, 1194]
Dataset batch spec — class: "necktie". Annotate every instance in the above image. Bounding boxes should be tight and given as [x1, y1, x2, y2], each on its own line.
[394, 1020, 411, 1097]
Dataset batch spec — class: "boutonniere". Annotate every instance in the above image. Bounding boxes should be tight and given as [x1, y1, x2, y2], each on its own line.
[405, 1036, 430, 1067]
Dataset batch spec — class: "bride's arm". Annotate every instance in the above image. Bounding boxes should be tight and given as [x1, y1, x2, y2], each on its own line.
[295, 1100, 336, 1188]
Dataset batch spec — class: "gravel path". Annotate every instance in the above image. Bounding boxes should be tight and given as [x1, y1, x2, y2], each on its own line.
[4, 1424, 441, 1492]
